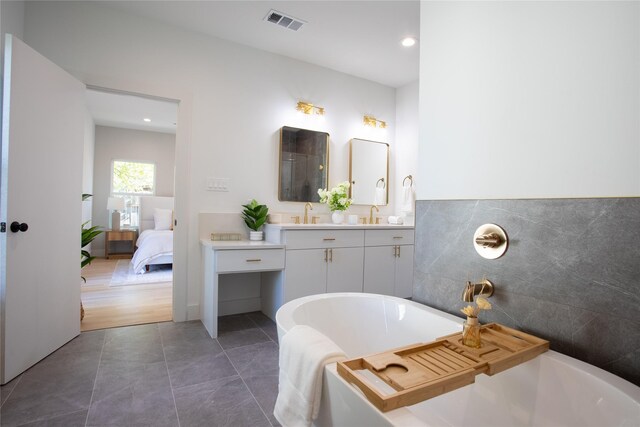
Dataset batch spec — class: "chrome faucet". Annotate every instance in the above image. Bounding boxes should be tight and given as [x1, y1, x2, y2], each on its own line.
[304, 202, 313, 224]
[462, 279, 495, 302]
[369, 205, 379, 224]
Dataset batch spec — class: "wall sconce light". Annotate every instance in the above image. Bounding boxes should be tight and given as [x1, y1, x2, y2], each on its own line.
[363, 115, 387, 129]
[296, 101, 325, 115]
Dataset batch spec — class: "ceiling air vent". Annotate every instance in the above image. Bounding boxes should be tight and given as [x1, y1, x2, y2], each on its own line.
[264, 9, 306, 31]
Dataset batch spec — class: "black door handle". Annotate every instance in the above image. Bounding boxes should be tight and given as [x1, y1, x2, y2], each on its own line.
[10, 222, 28, 233]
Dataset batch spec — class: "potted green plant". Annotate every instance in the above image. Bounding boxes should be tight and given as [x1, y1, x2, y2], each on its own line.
[241, 199, 269, 241]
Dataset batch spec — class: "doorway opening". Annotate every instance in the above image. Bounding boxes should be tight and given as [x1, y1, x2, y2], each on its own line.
[80, 88, 179, 331]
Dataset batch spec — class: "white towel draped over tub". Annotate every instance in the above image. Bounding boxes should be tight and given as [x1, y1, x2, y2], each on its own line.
[274, 325, 346, 427]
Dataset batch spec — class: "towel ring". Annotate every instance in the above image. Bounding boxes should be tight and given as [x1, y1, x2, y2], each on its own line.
[403, 175, 413, 187]
[376, 178, 386, 189]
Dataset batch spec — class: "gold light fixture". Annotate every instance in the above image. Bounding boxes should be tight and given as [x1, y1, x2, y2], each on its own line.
[363, 115, 387, 129]
[296, 101, 325, 115]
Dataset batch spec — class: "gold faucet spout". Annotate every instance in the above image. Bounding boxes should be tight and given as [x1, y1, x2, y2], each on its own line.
[462, 281, 475, 302]
[462, 279, 495, 302]
[304, 202, 313, 224]
[369, 205, 379, 224]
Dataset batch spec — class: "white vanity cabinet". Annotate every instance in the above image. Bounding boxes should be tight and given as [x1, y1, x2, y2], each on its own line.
[280, 229, 365, 302]
[261, 224, 414, 320]
[363, 229, 414, 298]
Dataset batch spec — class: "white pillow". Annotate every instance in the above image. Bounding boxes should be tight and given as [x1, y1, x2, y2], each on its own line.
[154, 208, 173, 230]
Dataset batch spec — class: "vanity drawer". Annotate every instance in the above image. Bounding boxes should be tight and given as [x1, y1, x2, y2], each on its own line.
[284, 230, 365, 249]
[215, 248, 285, 273]
[365, 229, 414, 246]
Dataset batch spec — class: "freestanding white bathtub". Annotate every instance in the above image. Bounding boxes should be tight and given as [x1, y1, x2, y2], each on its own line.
[276, 293, 640, 427]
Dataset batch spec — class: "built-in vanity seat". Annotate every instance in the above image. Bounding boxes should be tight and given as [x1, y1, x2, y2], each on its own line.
[200, 240, 285, 338]
[201, 223, 414, 338]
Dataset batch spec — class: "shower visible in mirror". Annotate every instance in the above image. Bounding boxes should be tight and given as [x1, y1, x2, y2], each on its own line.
[278, 126, 329, 202]
[349, 138, 389, 205]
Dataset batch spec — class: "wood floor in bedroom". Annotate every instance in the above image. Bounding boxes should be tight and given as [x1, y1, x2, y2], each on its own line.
[81, 258, 172, 332]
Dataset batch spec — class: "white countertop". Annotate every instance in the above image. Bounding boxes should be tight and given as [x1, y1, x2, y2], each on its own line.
[264, 223, 414, 230]
[200, 239, 285, 250]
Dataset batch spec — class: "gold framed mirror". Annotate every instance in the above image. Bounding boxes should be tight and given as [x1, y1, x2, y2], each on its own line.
[349, 138, 389, 205]
[278, 126, 329, 202]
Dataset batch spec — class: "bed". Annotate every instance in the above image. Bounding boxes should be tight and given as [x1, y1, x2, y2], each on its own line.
[131, 196, 174, 274]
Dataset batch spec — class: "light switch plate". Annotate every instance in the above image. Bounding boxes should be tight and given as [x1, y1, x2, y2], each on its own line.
[206, 177, 230, 192]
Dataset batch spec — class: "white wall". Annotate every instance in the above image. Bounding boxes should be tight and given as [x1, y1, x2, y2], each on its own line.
[394, 80, 419, 219]
[91, 125, 175, 256]
[82, 110, 95, 197]
[419, 1, 640, 200]
[22, 1, 398, 320]
[82, 108, 95, 250]
[1, 0, 25, 75]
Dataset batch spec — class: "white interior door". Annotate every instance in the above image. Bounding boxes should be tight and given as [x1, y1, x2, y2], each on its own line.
[0, 35, 85, 384]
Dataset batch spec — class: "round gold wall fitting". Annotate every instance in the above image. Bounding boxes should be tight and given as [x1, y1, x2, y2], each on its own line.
[473, 224, 508, 259]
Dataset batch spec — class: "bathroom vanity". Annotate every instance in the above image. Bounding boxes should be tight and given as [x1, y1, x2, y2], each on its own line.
[200, 223, 414, 338]
[262, 223, 414, 319]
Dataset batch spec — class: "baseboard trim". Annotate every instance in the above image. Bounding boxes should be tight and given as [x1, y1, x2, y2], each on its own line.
[93, 249, 106, 258]
[187, 304, 200, 321]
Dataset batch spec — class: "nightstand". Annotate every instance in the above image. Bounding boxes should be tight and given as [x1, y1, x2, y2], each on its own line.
[105, 229, 137, 259]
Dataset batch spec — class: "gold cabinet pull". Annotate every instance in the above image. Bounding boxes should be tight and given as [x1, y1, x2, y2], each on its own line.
[393, 236, 403, 239]
[397, 246, 401, 257]
[393, 246, 398, 257]
[245, 259, 262, 262]
[329, 248, 333, 262]
[324, 248, 328, 262]
[323, 238, 336, 241]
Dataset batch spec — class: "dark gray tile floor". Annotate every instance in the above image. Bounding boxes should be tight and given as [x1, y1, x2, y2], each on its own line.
[0, 313, 281, 427]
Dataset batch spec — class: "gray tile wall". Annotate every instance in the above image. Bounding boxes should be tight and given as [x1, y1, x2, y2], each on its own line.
[413, 198, 640, 385]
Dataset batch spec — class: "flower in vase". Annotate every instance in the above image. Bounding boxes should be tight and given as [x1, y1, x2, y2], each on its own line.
[317, 182, 353, 211]
[475, 297, 492, 310]
[461, 296, 491, 348]
[461, 296, 492, 318]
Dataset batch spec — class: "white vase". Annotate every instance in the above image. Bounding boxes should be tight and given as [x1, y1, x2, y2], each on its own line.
[331, 211, 345, 224]
[249, 231, 263, 241]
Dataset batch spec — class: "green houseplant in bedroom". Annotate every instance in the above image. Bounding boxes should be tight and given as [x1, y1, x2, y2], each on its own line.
[81, 193, 103, 320]
[241, 199, 269, 241]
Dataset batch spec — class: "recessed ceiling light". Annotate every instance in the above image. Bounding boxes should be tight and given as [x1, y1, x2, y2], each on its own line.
[143, 118, 151, 122]
[401, 37, 417, 47]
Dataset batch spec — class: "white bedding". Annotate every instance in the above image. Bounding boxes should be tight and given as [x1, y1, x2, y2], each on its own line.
[131, 229, 173, 274]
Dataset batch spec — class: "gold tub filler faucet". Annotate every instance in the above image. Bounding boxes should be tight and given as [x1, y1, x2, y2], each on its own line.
[462, 279, 495, 302]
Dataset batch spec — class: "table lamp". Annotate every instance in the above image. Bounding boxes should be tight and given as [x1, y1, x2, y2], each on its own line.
[107, 197, 125, 231]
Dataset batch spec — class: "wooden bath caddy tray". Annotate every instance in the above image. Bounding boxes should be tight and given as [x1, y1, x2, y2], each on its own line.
[336, 323, 549, 412]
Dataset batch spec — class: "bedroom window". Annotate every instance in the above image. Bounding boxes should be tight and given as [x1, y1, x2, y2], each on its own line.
[111, 160, 156, 228]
